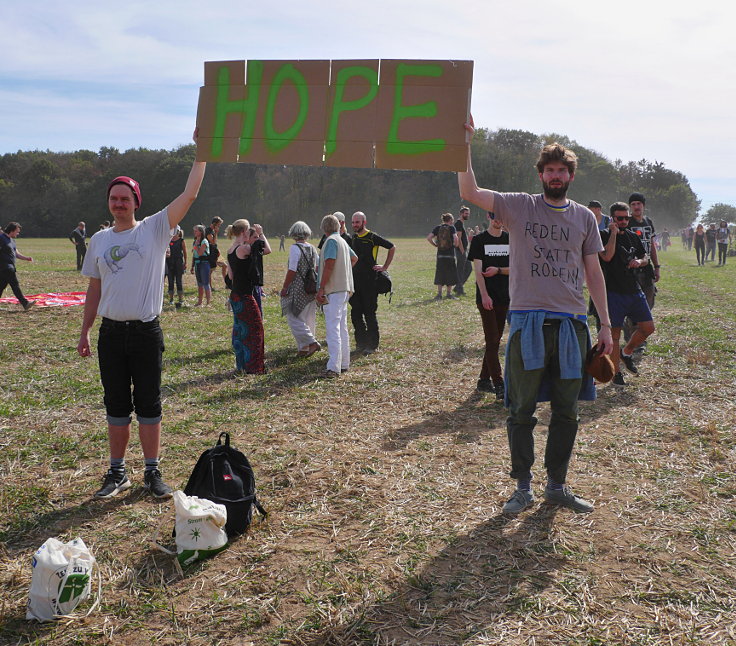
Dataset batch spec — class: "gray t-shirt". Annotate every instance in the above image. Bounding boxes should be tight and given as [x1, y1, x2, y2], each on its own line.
[491, 192, 603, 314]
[82, 208, 174, 321]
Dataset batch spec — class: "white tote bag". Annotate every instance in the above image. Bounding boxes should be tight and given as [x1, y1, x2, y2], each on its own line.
[172, 490, 228, 566]
[27, 537, 99, 622]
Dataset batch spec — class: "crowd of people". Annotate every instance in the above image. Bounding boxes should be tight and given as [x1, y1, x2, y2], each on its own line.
[0, 122, 726, 520]
[685, 221, 731, 266]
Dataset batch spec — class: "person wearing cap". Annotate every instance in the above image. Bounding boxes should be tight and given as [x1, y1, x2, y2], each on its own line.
[318, 211, 351, 249]
[69, 222, 87, 270]
[0, 222, 35, 311]
[77, 130, 206, 500]
[627, 192, 659, 305]
[459, 115, 613, 516]
[598, 202, 655, 386]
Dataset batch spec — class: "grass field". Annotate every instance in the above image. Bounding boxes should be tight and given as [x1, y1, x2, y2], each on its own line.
[1, 237, 735, 645]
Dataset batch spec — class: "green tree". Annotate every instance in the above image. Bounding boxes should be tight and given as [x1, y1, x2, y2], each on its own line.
[702, 203, 736, 226]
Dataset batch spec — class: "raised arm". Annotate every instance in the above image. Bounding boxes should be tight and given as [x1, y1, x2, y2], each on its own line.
[457, 116, 495, 213]
[167, 129, 207, 229]
[599, 225, 618, 262]
[254, 224, 271, 255]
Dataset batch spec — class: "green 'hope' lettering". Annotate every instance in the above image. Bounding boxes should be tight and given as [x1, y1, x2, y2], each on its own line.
[212, 61, 263, 157]
[325, 66, 379, 156]
[264, 64, 309, 153]
[386, 63, 445, 155]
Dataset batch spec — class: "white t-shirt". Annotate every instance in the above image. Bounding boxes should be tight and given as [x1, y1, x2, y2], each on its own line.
[288, 241, 316, 272]
[82, 208, 174, 321]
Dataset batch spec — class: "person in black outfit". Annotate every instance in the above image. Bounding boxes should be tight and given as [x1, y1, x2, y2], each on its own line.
[468, 212, 510, 398]
[0, 222, 35, 310]
[248, 223, 271, 314]
[349, 211, 395, 355]
[599, 202, 655, 386]
[453, 206, 471, 294]
[205, 216, 223, 292]
[166, 226, 187, 307]
[693, 224, 706, 266]
[69, 221, 87, 270]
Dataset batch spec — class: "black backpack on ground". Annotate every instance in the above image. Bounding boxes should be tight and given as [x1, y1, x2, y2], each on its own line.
[183, 432, 267, 538]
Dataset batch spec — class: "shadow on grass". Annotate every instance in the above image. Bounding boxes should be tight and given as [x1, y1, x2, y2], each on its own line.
[1, 488, 153, 555]
[301, 507, 562, 645]
[391, 296, 467, 309]
[383, 391, 506, 450]
[163, 346, 336, 403]
[382, 375, 639, 451]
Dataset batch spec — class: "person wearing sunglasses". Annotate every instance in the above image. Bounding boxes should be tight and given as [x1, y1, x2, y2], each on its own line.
[599, 202, 655, 386]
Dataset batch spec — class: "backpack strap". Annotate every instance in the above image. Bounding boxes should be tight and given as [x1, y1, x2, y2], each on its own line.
[253, 497, 268, 518]
[217, 432, 230, 447]
[295, 243, 315, 282]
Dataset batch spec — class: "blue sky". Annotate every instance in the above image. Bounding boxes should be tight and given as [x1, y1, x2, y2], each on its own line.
[2, 0, 734, 214]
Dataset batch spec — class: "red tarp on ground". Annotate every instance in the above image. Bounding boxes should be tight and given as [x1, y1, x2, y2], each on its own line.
[0, 292, 86, 307]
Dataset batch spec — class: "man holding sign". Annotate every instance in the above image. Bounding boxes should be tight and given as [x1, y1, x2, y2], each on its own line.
[78, 130, 206, 500]
[459, 117, 613, 515]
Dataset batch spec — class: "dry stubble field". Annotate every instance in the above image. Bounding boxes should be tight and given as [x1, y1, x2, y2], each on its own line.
[0, 238, 735, 646]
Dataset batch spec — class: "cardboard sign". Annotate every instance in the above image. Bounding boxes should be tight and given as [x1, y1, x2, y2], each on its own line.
[195, 59, 473, 171]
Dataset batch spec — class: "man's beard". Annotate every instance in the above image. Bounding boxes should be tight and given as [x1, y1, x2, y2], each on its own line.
[542, 181, 569, 200]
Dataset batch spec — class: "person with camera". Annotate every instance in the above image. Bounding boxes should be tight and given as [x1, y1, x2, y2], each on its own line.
[599, 202, 655, 386]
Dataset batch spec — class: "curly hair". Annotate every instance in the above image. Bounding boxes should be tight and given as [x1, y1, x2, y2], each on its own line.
[535, 143, 578, 175]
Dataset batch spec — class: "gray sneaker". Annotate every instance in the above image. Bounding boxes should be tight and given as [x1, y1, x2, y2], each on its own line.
[502, 489, 535, 514]
[143, 468, 173, 499]
[544, 486, 594, 513]
[94, 469, 131, 499]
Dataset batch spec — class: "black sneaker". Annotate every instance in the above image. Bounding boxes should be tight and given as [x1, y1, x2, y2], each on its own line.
[612, 371, 626, 386]
[94, 470, 131, 499]
[143, 469, 173, 499]
[494, 381, 505, 400]
[620, 349, 638, 374]
[476, 379, 494, 393]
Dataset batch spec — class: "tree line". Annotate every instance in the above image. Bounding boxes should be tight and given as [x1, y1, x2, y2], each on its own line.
[0, 126, 714, 238]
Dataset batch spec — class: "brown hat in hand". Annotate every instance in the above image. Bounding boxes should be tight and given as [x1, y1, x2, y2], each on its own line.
[585, 345, 615, 383]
